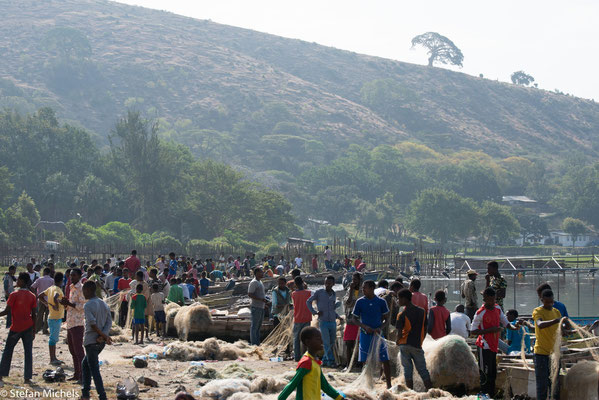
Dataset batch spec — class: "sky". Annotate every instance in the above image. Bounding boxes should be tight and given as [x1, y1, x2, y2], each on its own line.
[117, 0, 599, 100]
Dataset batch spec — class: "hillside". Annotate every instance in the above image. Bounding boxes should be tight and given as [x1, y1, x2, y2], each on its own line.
[2, 0, 599, 171]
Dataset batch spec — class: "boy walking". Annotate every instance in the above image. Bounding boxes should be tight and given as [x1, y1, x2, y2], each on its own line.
[131, 284, 147, 344]
[0, 273, 37, 386]
[39, 272, 65, 365]
[278, 326, 345, 400]
[351, 280, 392, 388]
[81, 280, 112, 400]
[428, 290, 451, 340]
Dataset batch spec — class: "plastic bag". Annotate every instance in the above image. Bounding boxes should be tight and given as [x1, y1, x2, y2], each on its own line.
[116, 377, 140, 400]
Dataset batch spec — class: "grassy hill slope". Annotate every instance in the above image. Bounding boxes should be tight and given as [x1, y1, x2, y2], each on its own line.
[2, 0, 599, 169]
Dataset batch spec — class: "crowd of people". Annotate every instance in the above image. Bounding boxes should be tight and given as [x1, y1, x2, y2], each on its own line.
[259, 260, 572, 399]
[0, 252, 574, 399]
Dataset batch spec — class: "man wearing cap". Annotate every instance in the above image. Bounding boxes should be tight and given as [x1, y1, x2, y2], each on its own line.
[461, 270, 478, 321]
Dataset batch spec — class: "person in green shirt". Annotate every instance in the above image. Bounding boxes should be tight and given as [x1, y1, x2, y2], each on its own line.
[166, 278, 184, 306]
[130, 284, 147, 345]
[279, 326, 345, 400]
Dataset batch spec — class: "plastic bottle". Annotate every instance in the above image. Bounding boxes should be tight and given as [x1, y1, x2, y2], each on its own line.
[98, 360, 109, 366]
[148, 353, 158, 359]
[269, 357, 283, 362]
[190, 361, 205, 366]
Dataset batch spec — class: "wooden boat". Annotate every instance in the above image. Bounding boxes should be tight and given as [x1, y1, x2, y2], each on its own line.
[166, 310, 273, 341]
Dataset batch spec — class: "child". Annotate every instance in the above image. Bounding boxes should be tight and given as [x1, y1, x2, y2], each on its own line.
[350, 280, 392, 389]
[428, 290, 451, 340]
[151, 283, 166, 337]
[130, 284, 147, 344]
[278, 326, 345, 400]
[532, 289, 564, 400]
[40, 272, 65, 365]
[395, 288, 432, 390]
[0, 273, 37, 386]
[505, 309, 531, 354]
[471, 287, 515, 398]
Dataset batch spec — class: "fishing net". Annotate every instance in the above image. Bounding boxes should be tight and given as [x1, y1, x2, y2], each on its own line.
[342, 333, 396, 391]
[261, 311, 293, 356]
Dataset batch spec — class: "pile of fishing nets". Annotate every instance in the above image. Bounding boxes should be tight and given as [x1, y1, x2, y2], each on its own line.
[174, 303, 213, 341]
[108, 324, 132, 343]
[198, 376, 287, 400]
[565, 360, 599, 399]
[220, 363, 255, 379]
[142, 338, 260, 361]
[184, 365, 221, 379]
[421, 335, 479, 390]
[343, 386, 479, 400]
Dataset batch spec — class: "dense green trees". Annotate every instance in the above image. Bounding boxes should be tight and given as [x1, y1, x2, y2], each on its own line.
[0, 109, 298, 247]
[562, 217, 588, 248]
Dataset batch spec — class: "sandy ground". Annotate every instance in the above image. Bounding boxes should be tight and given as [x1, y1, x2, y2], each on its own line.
[0, 315, 364, 400]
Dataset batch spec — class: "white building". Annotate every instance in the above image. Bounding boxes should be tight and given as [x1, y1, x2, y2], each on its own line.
[549, 231, 597, 247]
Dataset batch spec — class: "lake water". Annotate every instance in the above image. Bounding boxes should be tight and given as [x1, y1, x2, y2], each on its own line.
[326, 272, 599, 318]
[418, 272, 599, 317]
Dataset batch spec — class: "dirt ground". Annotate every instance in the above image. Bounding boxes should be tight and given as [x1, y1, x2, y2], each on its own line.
[0, 314, 363, 400]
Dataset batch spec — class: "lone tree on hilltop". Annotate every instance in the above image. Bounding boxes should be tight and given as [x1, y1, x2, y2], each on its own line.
[411, 32, 464, 67]
[511, 71, 535, 86]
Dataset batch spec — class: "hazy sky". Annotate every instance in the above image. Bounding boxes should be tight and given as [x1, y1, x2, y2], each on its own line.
[118, 0, 598, 100]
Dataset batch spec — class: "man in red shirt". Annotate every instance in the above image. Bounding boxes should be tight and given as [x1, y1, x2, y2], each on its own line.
[0, 272, 37, 385]
[409, 279, 428, 314]
[123, 250, 141, 276]
[291, 277, 312, 361]
[311, 255, 318, 273]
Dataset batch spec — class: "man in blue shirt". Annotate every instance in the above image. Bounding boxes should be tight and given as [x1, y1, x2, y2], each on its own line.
[536, 283, 568, 317]
[168, 252, 178, 280]
[307, 275, 339, 367]
[350, 280, 392, 388]
[199, 272, 211, 296]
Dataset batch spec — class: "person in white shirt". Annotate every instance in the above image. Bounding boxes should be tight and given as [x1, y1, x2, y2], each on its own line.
[450, 304, 471, 339]
[294, 255, 303, 268]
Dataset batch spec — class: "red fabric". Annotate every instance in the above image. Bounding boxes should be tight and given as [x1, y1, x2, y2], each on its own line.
[343, 323, 359, 341]
[292, 290, 313, 323]
[411, 292, 429, 313]
[297, 355, 317, 370]
[357, 262, 366, 272]
[354, 258, 362, 268]
[475, 305, 501, 353]
[124, 256, 141, 275]
[118, 278, 132, 291]
[311, 258, 318, 271]
[7, 289, 37, 332]
[429, 305, 450, 339]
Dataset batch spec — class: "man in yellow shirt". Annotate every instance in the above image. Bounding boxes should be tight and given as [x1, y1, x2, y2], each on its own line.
[532, 289, 564, 400]
[39, 272, 65, 366]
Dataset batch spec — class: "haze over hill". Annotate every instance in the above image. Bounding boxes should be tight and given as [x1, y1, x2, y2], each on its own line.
[2, 0, 599, 172]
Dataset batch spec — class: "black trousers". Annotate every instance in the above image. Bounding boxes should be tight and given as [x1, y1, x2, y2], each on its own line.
[478, 347, 497, 397]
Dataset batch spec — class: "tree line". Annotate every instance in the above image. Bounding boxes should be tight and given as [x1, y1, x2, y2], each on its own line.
[0, 108, 298, 250]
